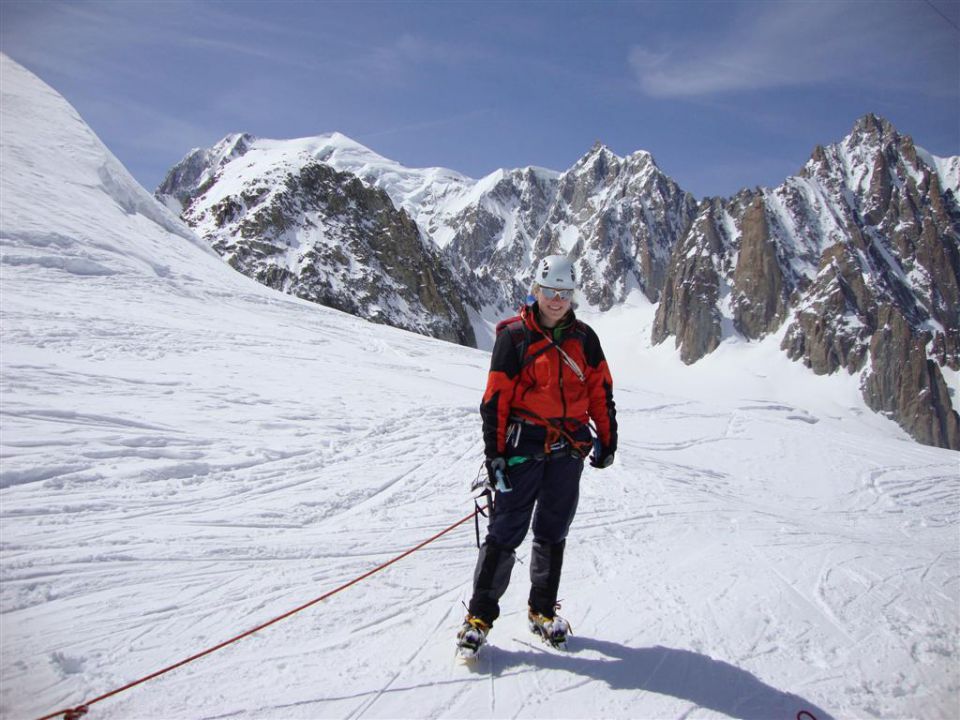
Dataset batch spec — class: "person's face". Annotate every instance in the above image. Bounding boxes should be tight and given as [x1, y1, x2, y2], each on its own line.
[536, 286, 573, 326]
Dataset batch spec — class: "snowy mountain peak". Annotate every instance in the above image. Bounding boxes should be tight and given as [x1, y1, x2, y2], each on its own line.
[626, 148, 656, 166]
[565, 143, 667, 193]
[798, 114, 937, 198]
[517, 165, 563, 183]
[216, 131, 256, 157]
[840, 115, 926, 185]
[849, 112, 899, 143]
[573, 141, 622, 175]
[295, 132, 413, 175]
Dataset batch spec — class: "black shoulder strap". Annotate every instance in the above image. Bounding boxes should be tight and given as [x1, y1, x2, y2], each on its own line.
[496, 316, 530, 370]
[513, 324, 535, 370]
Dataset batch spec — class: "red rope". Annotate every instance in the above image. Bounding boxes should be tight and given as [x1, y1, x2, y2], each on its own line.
[35, 506, 484, 720]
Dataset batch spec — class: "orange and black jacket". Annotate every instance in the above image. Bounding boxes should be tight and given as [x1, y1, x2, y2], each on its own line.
[480, 304, 617, 458]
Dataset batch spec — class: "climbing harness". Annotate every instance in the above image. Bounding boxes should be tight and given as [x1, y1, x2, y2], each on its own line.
[510, 408, 596, 460]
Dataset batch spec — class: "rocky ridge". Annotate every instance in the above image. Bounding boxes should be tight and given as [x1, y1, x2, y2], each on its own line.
[157, 116, 959, 449]
[427, 144, 697, 317]
[158, 135, 474, 345]
[653, 115, 958, 449]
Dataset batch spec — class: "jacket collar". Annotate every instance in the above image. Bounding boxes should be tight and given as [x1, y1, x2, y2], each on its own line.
[523, 303, 575, 340]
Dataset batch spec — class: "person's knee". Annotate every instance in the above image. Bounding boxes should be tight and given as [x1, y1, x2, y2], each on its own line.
[531, 505, 576, 544]
[486, 512, 531, 549]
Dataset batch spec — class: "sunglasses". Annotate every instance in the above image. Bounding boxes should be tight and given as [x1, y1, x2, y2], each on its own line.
[540, 286, 573, 301]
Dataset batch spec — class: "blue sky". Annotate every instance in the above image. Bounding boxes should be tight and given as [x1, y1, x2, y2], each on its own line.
[2, 0, 958, 199]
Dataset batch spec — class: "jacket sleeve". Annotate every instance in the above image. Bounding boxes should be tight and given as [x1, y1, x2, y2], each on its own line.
[480, 328, 521, 458]
[582, 325, 618, 452]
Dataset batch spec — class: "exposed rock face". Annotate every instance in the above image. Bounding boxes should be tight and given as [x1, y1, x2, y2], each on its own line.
[787, 116, 959, 365]
[863, 305, 960, 449]
[437, 144, 698, 315]
[439, 166, 561, 314]
[733, 197, 788, 338]
[162, 153, 474, 345]
[536, 144, 698, 310]
[156, 133, 254, 213]
[780, 242, 874, 375]
[652, 199, 729, 363]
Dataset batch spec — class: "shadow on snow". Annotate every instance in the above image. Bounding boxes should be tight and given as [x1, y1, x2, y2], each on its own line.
[488, 637, 835, 720]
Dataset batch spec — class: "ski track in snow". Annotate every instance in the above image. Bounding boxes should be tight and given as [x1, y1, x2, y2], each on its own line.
[3, 306, 957, 720]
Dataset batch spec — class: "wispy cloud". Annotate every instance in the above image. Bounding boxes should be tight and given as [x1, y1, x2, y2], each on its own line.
[361, 107, 493, 142]
[629, 2, 955, 98]
[355, 32, 488, 82]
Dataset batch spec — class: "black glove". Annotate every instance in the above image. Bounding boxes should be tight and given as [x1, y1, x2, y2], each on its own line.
[590, 445, 615, 469]
[486, 456, 511, 492]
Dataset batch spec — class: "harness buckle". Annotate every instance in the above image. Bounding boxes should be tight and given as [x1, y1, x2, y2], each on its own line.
[544, 425, 565, 455]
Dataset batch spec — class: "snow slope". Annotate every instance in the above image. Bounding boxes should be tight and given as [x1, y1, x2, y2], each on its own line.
[2, 54, 958, 720]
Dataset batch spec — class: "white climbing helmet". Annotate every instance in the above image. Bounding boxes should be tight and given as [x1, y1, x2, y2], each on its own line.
[534, 254, 577, 290]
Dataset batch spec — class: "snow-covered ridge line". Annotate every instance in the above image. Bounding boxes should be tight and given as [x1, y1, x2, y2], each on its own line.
[916, 144, 960, 194]
[160, 129, 476, 247]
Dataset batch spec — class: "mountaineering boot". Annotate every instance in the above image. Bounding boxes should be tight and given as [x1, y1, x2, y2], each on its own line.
[456, 615, 491, 659]
[528, 607, 570, 649]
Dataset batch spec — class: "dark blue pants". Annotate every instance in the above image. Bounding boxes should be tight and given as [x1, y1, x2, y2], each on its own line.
[468, 428, 586, 624]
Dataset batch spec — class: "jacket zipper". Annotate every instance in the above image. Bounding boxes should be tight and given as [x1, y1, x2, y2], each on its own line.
[557, 344, 568, 419]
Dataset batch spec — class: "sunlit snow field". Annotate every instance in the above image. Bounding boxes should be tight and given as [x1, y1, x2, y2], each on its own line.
[1, 55, 957, 720]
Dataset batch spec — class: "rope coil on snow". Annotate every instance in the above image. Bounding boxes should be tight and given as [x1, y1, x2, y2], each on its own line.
[34, 506, 485, 720]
